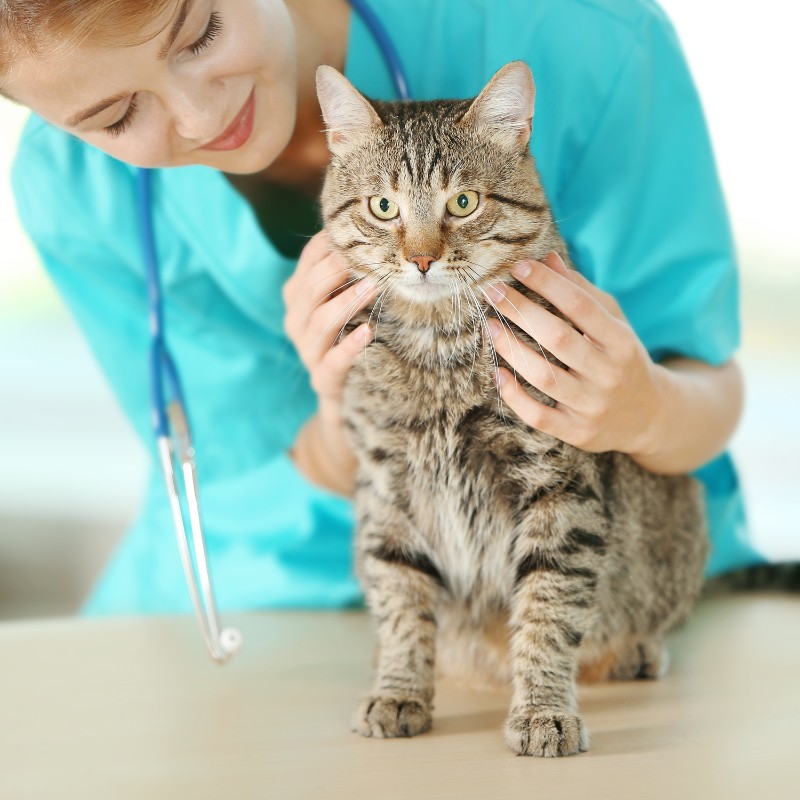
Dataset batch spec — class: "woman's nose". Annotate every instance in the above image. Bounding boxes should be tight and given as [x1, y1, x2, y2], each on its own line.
[167, 86, 227, 143]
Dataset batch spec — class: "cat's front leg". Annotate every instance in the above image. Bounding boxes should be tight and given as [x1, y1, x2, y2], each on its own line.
[505, 543, 600, 757]
[352, 530, 444, 739]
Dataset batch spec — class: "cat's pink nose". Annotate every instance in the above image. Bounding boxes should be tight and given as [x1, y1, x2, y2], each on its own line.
[410, 254, 436, 274]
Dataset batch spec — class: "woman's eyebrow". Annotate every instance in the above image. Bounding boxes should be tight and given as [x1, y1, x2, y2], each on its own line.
[65, 0, 195, 128]
[157, 0, 195, 61]
[66, 93, 129, 127]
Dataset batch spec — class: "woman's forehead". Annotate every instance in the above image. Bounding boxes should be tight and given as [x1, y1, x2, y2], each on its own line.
[0, 0, 174, 73]
[4, 32, 158, 126]
[1, 1, 180, 114]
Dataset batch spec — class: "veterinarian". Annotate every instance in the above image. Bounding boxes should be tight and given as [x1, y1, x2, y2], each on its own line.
[2, 0, 761, 617]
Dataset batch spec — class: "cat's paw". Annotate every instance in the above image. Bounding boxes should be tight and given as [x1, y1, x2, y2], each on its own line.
[609, 639, 669, 680]
[352, 695, 433, 739]
[504, 707, 589, 757]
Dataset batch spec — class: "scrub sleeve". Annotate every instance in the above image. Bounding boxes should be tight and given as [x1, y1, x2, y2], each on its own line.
[12, 129, 362, 614]
[11, 0, 764, 615]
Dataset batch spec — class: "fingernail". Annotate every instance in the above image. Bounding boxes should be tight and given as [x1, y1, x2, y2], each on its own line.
[486, 283, 507, 304]
[486, 318, 501, 338]
[356, 278, 375, 296]
[356, 323, 373, 343]
[512, 261, 532, 279]
[494, 369, 506, 388]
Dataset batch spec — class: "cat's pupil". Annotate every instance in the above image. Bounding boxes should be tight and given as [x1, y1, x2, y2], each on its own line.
[379, 197, 390, 213]
[457, 194, 469, 209]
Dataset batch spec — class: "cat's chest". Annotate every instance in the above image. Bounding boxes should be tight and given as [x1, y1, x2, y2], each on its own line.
[345, 332, 492, 422]
[345, 338, 562, 600]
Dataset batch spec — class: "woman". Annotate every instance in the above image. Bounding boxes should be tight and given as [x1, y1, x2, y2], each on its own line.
[1, 0, 761, 614]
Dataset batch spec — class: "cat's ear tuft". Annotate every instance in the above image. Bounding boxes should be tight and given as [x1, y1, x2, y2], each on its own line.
[460, 61, 535, 151]
[316, 65, 383, 154]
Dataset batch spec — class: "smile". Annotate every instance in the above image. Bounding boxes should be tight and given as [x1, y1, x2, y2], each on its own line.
[200, 89, 256, 152]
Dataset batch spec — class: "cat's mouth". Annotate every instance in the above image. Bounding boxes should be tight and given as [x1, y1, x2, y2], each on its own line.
[394, 267, 457, 304]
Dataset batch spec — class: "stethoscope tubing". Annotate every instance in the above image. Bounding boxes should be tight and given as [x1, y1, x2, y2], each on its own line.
[348, 0, 412, 101]
[136, 0, 411, 663]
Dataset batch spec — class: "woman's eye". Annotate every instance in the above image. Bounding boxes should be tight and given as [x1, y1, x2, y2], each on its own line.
[104, 97, 139, 138]
[369, 196, 400, 220]
[446, 190, 480, 217]
[100, 14, 223, 138]
[190, 11, 223, 56]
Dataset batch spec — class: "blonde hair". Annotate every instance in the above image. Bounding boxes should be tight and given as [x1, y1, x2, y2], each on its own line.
[0, 0, 172, 90]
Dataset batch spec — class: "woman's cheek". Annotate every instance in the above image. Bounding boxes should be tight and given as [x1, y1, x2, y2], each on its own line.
[84, 130, 174, 169]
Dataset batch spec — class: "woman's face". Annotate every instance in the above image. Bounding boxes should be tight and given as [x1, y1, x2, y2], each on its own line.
[4, 0, 298, 173]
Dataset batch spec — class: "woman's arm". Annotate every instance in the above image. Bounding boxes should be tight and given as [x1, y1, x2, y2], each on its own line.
[283, 230, 376, 497]
[629, 355, 743, 475]
[291, 404, 357, 496]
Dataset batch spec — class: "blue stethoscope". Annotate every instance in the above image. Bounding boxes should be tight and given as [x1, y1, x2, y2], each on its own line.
[135, 0, 411, 664]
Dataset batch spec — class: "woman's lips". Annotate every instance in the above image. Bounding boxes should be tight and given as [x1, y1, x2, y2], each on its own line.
[200, 90, 255, 151]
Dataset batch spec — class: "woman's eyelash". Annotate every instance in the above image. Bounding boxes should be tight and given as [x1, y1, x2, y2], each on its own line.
[102, 13, 223, 138]
[105, 97, 139, 138]
[190, 11, 223, 56]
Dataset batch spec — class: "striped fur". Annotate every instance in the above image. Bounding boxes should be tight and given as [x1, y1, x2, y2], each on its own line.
[317, 63, 708, 757]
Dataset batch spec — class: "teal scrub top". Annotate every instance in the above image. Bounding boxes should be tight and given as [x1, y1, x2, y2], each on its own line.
[11, 0, 764, 615]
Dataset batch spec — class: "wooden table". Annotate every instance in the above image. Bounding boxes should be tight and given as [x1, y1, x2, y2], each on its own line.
[2, 594, 798, 799]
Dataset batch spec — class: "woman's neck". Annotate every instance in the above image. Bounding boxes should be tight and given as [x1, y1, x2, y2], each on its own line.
[257, 0, 351, 194]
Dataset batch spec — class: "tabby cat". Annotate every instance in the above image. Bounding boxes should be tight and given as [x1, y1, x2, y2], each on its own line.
[314, 61, 708, 757]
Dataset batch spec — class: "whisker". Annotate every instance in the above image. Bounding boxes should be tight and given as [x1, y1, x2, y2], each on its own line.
[447, 277, 465, 367]
[464, 282, 508, 424]
[364, 269, 393, 334]
[314, 274, 363, 307]
[481, 285, 559, 389]
[320, 272, 390, 349]
[309, 260, 391, 289]
[457, 255, 559, 389]
[475, 284, 555, 394]
[364, 282, 392, 379]
[453, 273, 480, 387]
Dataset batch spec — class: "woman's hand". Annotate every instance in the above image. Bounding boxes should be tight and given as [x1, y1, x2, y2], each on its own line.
[283, 230, 377, 412]
[485, 251, 667, 458]
[283, 230, 377, 495]
[485, 254, 745, 475]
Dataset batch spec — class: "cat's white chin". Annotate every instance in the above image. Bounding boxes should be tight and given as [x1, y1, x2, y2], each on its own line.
[395, 278, 454, 304]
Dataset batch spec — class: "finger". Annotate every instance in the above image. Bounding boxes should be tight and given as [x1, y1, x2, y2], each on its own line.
[494, 367, 584, 447]
[308, 278, 381, 363]
[541, 252, 627, 321]
[296, 229, 332, 275]
[509, 258, 625, 349]
[307, 252, 365, 308]
[483, 282, 598, 377]
[486, 317, 579, 407]
[314, 323, 374, 397]
[493, 366, 563, 433]
[284, 230, 331, 307]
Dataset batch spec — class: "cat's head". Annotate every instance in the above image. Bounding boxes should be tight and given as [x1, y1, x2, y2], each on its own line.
[316, 61, 552, 311]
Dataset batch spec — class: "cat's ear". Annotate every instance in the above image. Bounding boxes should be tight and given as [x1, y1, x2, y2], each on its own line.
[459, 61, 535, 151]
[316, 65, 383, 155]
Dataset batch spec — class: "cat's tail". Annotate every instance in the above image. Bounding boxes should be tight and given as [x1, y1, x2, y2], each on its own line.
[701, 561, 800, 598]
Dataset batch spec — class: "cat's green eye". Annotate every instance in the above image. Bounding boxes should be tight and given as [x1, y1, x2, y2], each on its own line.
[369, 196, 400, 220]
[446, 190, 479, 218]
